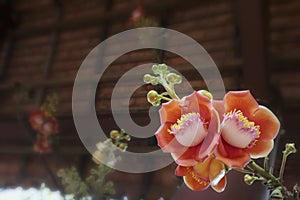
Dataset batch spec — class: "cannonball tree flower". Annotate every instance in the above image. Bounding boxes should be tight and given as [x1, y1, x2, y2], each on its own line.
[155, 91, 221, 166]
[214, 90, 280, 168]
[130, 5, 144, 22]
[33, 135, 52, 154]
[29, 109, 47, 131]
[175, 155, 227, 192]
[40, 118, 59, 136]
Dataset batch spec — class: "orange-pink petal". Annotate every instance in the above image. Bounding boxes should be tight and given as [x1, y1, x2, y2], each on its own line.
[209, 158, 226, 192]
[213, 100, 225, 121]
[159, 100, 182, 124]
[198, 108, 220, 160]
[193, 156, 213, 180]
[155, 123, 184, 153]
[175, 165, 210, 191]
[171, 146, 198, 166]
[175, 165, 188, 176]
[183, 175, 210, 191]
[249, 139, 274, 159]
[182, 92, 211, 122]
[209, 158, 225, 183]
[249, 105, 280, 140]
[211, 176, 226, 193]
[224, 90, 259, 117]
[215, 139, 251, 168]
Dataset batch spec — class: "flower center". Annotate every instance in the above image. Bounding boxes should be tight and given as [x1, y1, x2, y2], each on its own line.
[169, 112, 208, 147]
[221, 110, 260, 148]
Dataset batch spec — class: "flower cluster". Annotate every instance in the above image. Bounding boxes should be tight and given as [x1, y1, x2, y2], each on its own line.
[145, 64, 282, 193]
[92, 129, 131, 166]
[29, 93, 59, 153]
[129, 5, 158, 27]
[58, 129, 131, 200]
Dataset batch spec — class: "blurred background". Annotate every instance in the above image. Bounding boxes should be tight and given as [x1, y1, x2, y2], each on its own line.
[0, 0, 299, 199]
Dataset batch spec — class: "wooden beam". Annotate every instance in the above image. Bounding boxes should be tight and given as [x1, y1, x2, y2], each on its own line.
[235, 0, 270, 100]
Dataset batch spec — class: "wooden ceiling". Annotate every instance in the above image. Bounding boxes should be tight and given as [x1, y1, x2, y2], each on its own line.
[0, 0, 299, 199]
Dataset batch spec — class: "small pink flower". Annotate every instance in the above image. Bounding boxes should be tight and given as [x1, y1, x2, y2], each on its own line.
[29, 109, 46, 130]
[214, 90, 280, 168]
[33, 136, 52, 154]
[29, 109, 59, 136]
[40, 119, 59, 136]
[130, 5, 144, 22]
[155, 91, 220, 166]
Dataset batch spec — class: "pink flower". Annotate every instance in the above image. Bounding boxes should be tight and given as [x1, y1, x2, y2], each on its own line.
[155, 91, 220, 166]
[214, 90, 280, 168]
[40, 118, 59, 136]
[29, 110, 46, 131]
[175, 155, 226, 192]
[29, 109, 59, 136]
[130, 5, 144, 22]
[33, 136, 52, 154]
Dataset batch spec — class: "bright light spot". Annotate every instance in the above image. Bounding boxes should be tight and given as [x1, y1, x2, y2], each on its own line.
[0, 184, 72, 200]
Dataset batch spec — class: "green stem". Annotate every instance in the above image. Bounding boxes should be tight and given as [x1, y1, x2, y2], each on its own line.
[264, 157, 269, 170]
[232, 167, 253, 174]
[279, 153, 288, 181]
[247, 161, 280, 185]
[159, 77, 179, 100]
[159, 95, 172, 101]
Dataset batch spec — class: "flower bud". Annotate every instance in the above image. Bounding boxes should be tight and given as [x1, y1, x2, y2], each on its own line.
[166, 73, 178, 84]
[175, 75, 182, 84]
[152, 64, 160, 74]
[124, 134, 131, 141]
[244, 174, 257, 185]
[283, 143, 297, 156]
[147, 90, 161, 106]
[143, 74, 153, 83]
[118, 143, 128, 151]
[110, 130, 120, 139]
[198, 90, 213, 100]
[150, 77, 159, 85]
[159, 63, 168, 71]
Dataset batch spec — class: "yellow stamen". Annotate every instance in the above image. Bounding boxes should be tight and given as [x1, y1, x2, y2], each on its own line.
[185, 167, 209, 186]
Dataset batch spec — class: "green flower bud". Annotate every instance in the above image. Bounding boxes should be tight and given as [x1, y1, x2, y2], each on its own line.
[159, 63, 168, 71]
[283, 143, 297, 156]
[150, 77, 159, 85]
[143, 74, 153, 83]
[147, 90, 161, 106]
[166, 73, 178, 84]
[152, 64, 160, 74]
[110, 130, 120, 139]
[270, 187, 283, 200]
[198, 90, 213, 100]
[244, 174, 257, 185]
[175, 75, 182, 84]
[118, 143, 128, 151]
[124, 134, 131, 141]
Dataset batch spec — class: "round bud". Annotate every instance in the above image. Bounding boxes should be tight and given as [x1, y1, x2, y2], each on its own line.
[110, 130, 120, 139]
[124, 134, 131, 141]
[147, 90, 158, 103]
[284, 143, 297, 156]
[150, 77, 159, 85]
[118, 143, 128, 151]
[159, 64, 168, 71]
[244, 174, 257, 185]
[198, 90, 213, 100]
[147, 90, 161, 106]
[143, 74, 152, 83]
[175, 75, 182, 84]
[152, 65, 160, 74]
[166, 73, 177, 84]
